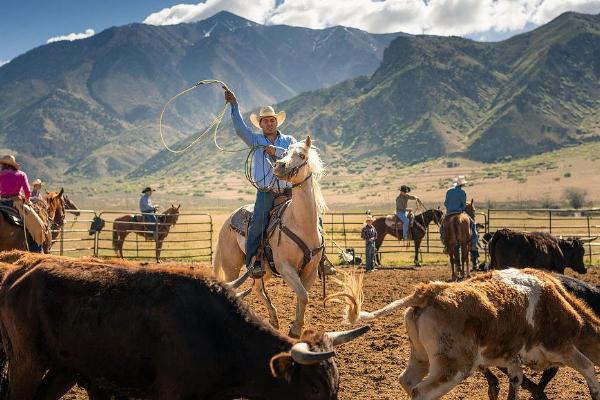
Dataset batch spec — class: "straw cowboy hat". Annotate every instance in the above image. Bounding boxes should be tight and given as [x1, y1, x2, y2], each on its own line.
[32, 179, 43, 186]
[250, 106, 286, 130]
[453, 175, 468, 187]
[0, 155, 20, 170]
[365, 215, 374, 222]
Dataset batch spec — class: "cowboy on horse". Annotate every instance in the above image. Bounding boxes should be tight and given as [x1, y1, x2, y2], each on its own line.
[441, 175, 479, 251]
[31, 178, 43, 203]
[224, 87, 296, 279]
[0, 155, 45, 252]
[395, 185, 420, 240]
[139, 187, 159, 236]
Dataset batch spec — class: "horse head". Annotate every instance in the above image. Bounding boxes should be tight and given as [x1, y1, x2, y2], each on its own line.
[46, 188, 66, 227]
[273, 136, 323, 184]
[465, 199, 476, 219]
[162, 204, 181, 225]
[63, 195, 81, 217]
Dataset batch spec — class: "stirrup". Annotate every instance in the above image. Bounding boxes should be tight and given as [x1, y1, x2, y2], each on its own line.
[250, 257, 265, 279]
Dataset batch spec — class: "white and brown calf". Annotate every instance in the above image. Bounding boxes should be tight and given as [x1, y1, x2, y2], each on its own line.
[354, 269, 600, 400]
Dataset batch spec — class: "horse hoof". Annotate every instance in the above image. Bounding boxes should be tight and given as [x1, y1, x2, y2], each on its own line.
[288, 325, 302, 339]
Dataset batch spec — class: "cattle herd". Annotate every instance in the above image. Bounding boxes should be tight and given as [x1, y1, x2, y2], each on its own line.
[0, 227, 596, 399]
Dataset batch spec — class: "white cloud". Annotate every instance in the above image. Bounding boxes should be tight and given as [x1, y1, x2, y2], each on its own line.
[47, 28, 95, 44]
[143, 0, 600, 38]
[0, 60, 9, 67]
[144, 0, 276, 25]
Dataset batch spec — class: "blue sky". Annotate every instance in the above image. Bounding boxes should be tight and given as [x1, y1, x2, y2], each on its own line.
[2, 0, 600, 64]
[0, 0, 184, 62]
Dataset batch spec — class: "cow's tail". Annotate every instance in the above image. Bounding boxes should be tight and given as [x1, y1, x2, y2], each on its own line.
[326, 269, 429, 323]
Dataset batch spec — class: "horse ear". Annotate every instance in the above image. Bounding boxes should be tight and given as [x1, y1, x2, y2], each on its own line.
[305, 136, 312, 148]
[45, 190, 49, 195]
[470, 199, 474, 205]
[58, 188, 64, 197]
[171, 203, 175, 209]
[177, 204, 181, 210]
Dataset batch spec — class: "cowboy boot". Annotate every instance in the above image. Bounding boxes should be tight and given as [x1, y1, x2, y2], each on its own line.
[250, 255, 265, 279]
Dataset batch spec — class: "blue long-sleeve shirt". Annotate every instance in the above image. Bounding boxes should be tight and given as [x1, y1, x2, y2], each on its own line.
[139, 194, 155, 213]
[231, 104, 296, 191]
[444, 186, 467, 214]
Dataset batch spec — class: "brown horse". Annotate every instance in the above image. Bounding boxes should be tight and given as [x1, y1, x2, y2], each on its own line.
[0, 189, 66, 253]
[442, 199, 474, 281]
[112, 204, 181, 260]
[372, 209, 444, 266]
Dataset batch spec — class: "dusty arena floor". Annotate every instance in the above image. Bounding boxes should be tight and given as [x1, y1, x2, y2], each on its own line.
[63, 263, 600, 400]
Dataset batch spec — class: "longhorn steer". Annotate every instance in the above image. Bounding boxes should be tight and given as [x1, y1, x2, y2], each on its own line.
[0, 251, 368, 400]
[482, 274, 600, 399]
[345, 268, 600, 400]
[488, 228, 588, 274]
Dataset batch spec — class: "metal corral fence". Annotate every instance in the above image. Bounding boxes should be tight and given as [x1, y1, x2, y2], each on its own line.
[486, 208, 600, 265]
[322, 211, 488, 264]
[51, 210, 213, 262]
[50, 208, 600, 265]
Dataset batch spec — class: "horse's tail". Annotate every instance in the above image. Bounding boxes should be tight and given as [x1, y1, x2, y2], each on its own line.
[212, 217, 245, 281]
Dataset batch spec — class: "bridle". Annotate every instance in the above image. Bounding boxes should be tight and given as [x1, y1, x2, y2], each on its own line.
[279, 154, 312, 188]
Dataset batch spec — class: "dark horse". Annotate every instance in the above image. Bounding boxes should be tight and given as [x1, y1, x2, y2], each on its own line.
[112, 204, 181, 260]
[442, 199, 476, 281]
[0, 189, 66, 253]
[373, 209, 444, 266]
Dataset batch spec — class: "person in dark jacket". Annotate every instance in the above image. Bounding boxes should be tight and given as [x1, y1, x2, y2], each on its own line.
[361, 215, 377, 272]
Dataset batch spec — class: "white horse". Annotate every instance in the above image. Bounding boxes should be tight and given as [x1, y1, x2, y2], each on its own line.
[213, 136, 326, 338]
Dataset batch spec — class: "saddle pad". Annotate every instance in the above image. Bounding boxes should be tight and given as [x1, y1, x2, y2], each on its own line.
[229, 201, 291, 238]
[0, 205, 23, 227]
[385, 213, 414, 230]
[230, 205, 254, 237]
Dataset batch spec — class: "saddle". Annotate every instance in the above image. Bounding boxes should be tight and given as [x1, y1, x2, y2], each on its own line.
[0, 204, 23, 227]
[230, 198, 325, 276]
[385, 212, 414, 239]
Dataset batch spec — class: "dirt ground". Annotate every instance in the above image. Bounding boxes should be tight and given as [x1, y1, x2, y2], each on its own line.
[62, 263, 600, 400]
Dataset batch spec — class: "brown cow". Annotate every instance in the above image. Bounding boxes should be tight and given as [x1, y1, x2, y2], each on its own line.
[332, 268, 600, 400]
[0, 251, 369, 400]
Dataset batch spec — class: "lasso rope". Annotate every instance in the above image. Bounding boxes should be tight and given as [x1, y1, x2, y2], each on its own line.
[159, 79, 286, 190]
[159, 79, 230, 154]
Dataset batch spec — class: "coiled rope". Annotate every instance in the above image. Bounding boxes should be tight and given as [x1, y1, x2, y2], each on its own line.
[159, 79, 231, 154]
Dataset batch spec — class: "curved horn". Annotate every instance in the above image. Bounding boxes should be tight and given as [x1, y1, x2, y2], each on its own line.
[224, 268, 251, 290]
[236, 287, 252, 299]
[290, 342, 335, 365]
[325, 325, 370, 346]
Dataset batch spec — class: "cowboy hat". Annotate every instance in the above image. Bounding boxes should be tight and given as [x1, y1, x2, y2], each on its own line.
[365, 215, 374, 222]
[453, 175, 468, 186]
[250, 106, 286, 130]
[142, 187, 154, 194]
[32, 179, 43, 186]
[0, 155, 20, 170]
[399, 185, 411, 193]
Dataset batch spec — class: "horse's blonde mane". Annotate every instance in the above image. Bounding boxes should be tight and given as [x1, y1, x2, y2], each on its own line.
[303, 141, 327, 215]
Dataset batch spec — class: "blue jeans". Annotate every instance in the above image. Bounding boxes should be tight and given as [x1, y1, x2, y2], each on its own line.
[396, 210, 409, 240]
[143, 213, 157, 233]
[246, 191, 274, 268]
[365, 241, 376, 271]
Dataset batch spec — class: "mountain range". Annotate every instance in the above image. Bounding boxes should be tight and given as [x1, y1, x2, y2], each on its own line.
[1, 11, 600, 182]
[137, 11, 600, 179]
[0, 11, 403, 179]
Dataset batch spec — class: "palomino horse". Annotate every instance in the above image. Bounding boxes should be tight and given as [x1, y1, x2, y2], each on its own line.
[372, 209, 444, 266]
[0, 189, 65, 253]
[112, 204, 181, 260]
[442, 199, 474, 281]
[213, 136, 326, 338]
